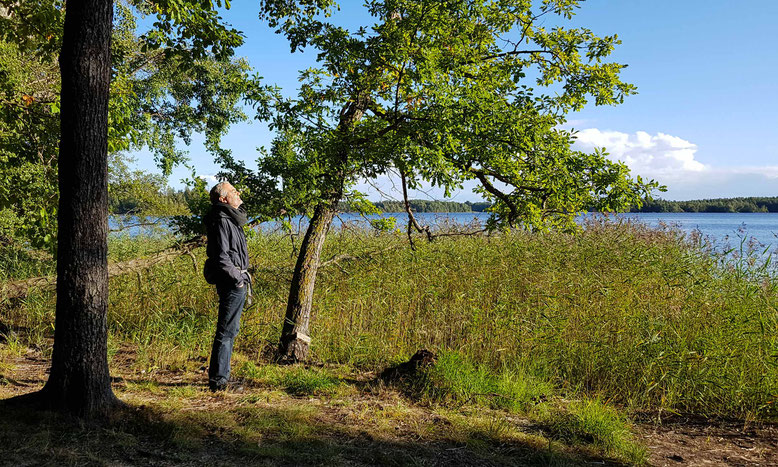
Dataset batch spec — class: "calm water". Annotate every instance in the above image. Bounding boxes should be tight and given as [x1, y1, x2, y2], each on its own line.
[330, 211, 778, 252]
[612, 212, 778, 252]
[111, 212, 778, 253]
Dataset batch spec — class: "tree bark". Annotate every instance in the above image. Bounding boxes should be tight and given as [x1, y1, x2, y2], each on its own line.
[277, 199, 338, 362]
[38, 0, 118, 417]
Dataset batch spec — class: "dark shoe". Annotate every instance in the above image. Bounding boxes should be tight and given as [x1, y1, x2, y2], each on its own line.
[209, 382, 227, 392]
[209, 379, 244, 393]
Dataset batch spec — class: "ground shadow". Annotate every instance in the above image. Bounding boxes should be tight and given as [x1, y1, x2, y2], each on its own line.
[0, 395, 626, 466]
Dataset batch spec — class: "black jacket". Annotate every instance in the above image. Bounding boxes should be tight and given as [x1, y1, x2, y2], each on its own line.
[203, 203, 249, 287]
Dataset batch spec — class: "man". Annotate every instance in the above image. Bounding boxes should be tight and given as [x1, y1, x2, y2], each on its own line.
[203, 181, 250, 392]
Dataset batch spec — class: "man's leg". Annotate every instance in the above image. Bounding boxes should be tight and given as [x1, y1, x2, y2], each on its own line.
[208, 284, 247, 389]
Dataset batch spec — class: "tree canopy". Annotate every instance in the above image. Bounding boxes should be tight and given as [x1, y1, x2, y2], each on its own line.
[222, 0, 660, 233]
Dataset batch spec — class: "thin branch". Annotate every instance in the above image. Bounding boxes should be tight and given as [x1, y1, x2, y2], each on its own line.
[481, 49, 550, 61]
[400, 168, 432, 248]
[471, 170, 517, 226]
[352, 119, 402, 146]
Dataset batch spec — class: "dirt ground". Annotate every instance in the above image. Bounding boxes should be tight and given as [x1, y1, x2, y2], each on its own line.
[638, 417, 778, 466]
[2, 351, 778, 466]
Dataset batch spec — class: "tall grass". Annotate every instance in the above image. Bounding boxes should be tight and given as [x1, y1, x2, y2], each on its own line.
[2, 220, 778, 419]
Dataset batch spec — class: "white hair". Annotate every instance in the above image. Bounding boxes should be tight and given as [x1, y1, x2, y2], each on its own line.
[209, 181, 232, 204]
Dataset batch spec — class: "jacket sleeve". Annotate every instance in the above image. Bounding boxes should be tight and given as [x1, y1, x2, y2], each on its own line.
[215, 218, 243, 285]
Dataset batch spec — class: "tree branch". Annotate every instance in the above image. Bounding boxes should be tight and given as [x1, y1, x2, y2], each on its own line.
[470, 170, 517, 226]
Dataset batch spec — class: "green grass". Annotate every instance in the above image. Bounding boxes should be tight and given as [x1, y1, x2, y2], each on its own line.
[3, 220, 778, 421]
[0, 396, 615, 466]
[235, 361, 346, 396]
[536, 398, 648, 465]
[409, 351, 553, 413]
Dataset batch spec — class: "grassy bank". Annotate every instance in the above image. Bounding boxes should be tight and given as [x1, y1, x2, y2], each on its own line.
[2, 220, 778, 424]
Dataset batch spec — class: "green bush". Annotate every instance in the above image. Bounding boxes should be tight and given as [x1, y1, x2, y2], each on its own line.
[418, 351, 553, 413]
[538, 398, 647, 465]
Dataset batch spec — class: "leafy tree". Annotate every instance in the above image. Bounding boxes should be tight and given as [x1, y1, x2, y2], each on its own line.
[0, 0, 263, 250]
[108, 154, 189, 218]
[224, 0, 660, 361]
[6, 0, 253, 417]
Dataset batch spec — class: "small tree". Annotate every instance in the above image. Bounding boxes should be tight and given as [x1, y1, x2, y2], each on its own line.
[225, 0, 660, 361]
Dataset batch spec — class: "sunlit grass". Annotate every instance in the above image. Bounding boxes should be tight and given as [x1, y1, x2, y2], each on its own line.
[536, 398, 648, 465]
[3, 220, 778, 421]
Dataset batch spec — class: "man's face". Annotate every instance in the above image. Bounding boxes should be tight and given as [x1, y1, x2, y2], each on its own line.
[219, 183, 243, 209]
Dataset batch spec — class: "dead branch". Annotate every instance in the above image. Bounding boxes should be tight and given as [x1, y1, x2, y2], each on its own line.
[0, 235, 206, 301]
[1, 229, 403, 302]
[400, 168, 433, 250]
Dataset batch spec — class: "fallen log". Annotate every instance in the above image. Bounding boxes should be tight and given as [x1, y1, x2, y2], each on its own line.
[1, 233, 395, 301]
[1, 235, 206, 301]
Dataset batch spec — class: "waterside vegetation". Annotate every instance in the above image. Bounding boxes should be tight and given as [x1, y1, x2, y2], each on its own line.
[3, 220, 778, 463]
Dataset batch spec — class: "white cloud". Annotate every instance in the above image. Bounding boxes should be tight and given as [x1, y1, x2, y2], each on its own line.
[572, 129, 778, 200]
[574, 129, 705, 174]
[198, 174, 219, 187]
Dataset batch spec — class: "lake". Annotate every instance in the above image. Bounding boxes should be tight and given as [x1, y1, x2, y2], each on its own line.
[329, 211, 778, 253]
[111, 212, 778, 254]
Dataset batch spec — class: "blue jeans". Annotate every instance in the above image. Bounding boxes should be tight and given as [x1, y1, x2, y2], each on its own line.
[208, 283, 247, 386]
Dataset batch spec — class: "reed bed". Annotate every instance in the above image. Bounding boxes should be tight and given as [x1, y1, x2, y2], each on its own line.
[3, 219, 777, 420]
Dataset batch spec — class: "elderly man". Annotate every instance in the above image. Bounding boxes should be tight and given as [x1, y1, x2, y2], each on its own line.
[203, 181, 250, 392]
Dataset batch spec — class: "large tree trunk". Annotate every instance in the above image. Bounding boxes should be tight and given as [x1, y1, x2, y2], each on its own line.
[278, 199, 338, 362]
[38, 0, 118, 417]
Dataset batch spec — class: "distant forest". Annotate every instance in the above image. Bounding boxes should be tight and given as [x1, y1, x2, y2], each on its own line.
[112, 191, 778, 216]
[373, 197, 778, 214]
[335, 200, 490, 213]
[371, 197, 778, 214]
[374, 200, 491, 213]
[631, 197, 778, 213]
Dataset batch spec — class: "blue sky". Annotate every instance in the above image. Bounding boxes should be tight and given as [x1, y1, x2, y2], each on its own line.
[134, 0, 778, 201]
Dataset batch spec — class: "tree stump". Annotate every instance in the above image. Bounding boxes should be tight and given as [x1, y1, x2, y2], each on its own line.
[379, 349, 437, 383]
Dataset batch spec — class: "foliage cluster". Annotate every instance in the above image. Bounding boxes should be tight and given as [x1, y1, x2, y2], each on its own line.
[108, 154, 190, 217]
[0, 0, 262, 250]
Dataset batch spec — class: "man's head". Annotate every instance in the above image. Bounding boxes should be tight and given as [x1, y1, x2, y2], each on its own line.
[210, 181, 242, 209]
